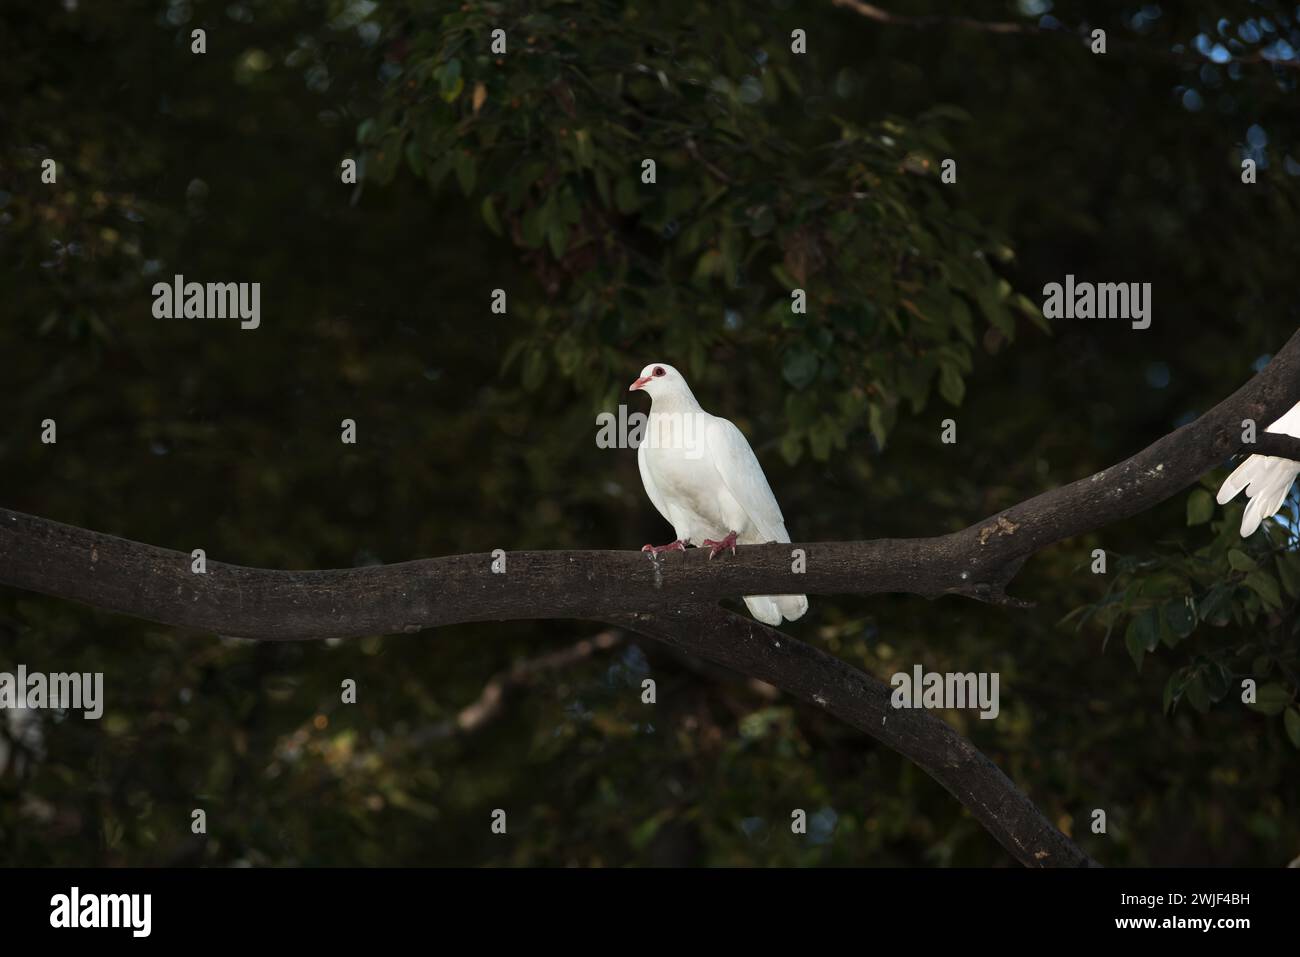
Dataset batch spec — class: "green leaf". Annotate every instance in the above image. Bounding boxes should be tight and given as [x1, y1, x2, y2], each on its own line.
[808, 419, 834, 461]
[480, 196, 502, 236]
[948, 296, 975, 345]
[1227, 549, 1257, 572]
[455, 152, 477, 195]
[693, 249, 722, 281]
[1123, 632, 1144, 671]
[1249, 682, 1291, 715]
[614, 178, 639, 214]
[371, 131, 406, 185]
[1277, 553, 1300, 598]
[1124, 608, 1158, 671]
[571, 129, 594, 168]
[1204, 662, 1231, 701]
[976, 283, 1014, 337]
[937, 363, 965, 406]
[630, 809, 672, 850]
[426, 152, 454, 189]
[782, 346, 819, 390]
[1135, 607, 1159, 648]
[1184, 673, 1211, 713]
[546, 218, 567, 259]
[1162, 597, 1196, 640]
[441, 75, 465, 103]
[1285, 707, 1300, 749]
[439, 58, 462, 96]
[521, 349, 546, 391]
[921, 103, 973, 124]
[779, 432, 803, 465]
[1244, 569, 1283, 609]
[867, 403, 889, 450]
[1197, 584, 1233, 625]
[1009, 292, 1049, 333]
[520, 206, 545, 248]
[770, 264, 799, 290]
[1162, 670, 1186, 714]
[404, 140, 425, 177]
[1186, 489, 1213, 526]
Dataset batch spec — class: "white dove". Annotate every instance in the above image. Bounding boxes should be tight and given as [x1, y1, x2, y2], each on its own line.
[629, 361, 809, 626]
[1217, 400, 1300, 536]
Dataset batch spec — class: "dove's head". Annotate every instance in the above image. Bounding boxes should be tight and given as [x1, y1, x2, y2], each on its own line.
[629, 362, 686, 397]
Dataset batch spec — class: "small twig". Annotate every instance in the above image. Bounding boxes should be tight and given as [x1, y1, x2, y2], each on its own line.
[684, 138, 732, 184]
[831, 0, 1040, 35]
[411, 630, 624, 744]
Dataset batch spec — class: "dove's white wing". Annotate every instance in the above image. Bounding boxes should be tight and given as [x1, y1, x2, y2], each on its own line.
[703, 416, 807, 624]
[637, 441, 673, 527]
[704, 417, 789, 543]
[1217, 399, 1300, 536]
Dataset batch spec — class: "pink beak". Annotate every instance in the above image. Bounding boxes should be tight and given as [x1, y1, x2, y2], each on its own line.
[629, 375, 652, 391]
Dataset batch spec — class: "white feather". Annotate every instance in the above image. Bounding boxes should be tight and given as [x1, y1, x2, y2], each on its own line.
[1217, 400, 1300, 536]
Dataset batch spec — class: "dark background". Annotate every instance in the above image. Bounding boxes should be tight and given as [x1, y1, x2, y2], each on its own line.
[1, 0, 1297, 866]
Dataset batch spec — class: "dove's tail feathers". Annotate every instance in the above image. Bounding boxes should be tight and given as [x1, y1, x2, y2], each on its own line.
[776, 594, 809, 622]
[743, 594, 809, 626]
[1217, 454, 1300, 537]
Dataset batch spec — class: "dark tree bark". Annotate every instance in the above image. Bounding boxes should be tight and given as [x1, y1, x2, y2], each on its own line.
[3, 328, 1299, 867]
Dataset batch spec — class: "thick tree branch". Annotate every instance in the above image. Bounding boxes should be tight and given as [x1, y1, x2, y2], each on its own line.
[1242, 432, 1300, 460]
[3, 330, 1297, 636]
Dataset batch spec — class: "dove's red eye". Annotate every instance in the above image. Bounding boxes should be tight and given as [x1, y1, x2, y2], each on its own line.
[653, 367, 665, 376]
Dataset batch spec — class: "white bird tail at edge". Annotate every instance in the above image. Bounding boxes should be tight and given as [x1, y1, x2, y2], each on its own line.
[1217, 400, 1300, 537]
[744, 594, 808, 626]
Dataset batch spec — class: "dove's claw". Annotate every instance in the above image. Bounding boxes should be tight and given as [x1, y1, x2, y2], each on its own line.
[702, 530, 738, 559]
[642, 539, 688, 556]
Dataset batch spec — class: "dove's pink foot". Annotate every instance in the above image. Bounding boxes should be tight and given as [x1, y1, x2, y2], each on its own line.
[702, 530, 738, 559]
[642, 538, 688, 556]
